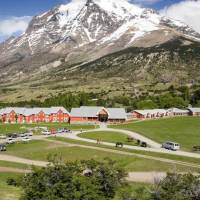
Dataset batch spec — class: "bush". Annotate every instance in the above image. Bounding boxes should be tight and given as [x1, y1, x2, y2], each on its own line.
[20, 158, 127, 200]
[7, 178, 18, 186]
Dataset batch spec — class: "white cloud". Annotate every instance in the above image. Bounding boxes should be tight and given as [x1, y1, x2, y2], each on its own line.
[0, 16, 32, 39]
[160, 0, 200, 33]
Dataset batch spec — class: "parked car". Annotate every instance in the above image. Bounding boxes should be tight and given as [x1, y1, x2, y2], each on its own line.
[19, 133, 27, 138]
[162, 141, 180, 151]
[6, 138, 16, 144]
[7, 133, 19, 138]
[140, 142, 147, 148]
[22, 137, 31, 142]
[0, 135, 6, 139]
[57, 129, 65, 134]
[65, 129, 72, 133]
[25, 132, 33, 137]
[192, 146, 200, 151]
[0, 144, 6, 151]
[41, 131, 51, 135]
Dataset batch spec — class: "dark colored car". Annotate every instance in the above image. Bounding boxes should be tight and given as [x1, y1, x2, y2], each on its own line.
[0, 144, 6, 151]
[141, 142, 147, 148]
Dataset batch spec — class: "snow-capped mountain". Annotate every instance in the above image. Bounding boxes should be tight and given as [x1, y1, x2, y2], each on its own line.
[0, 0, 199, 77]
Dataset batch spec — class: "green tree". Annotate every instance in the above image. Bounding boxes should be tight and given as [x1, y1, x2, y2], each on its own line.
[20, 158, 126, 200]
[136, 100, 158, 109]
[150, 173, 200, 200]
[158, 94, 187, 108]
[191, 89, 200, 106]
[178, 86, 190, 101]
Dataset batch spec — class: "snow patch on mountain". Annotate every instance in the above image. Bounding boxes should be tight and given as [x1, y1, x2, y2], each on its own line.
[0, 0, 200, 68]
[94, 0, 143, 18]
[58, 1, 86, 22]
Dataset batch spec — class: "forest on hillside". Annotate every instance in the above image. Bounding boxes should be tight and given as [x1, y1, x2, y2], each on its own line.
[1, 86, 200, 111]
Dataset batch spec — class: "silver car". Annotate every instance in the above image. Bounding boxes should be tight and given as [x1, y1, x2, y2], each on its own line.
[162, 141, 180, 151]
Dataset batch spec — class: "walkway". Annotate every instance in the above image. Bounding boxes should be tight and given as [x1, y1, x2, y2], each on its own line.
[0, 154, 48, 167]
[0, 166, 31, 174]
[85, 126, 161, 148]
[127, 172, 166, 183]
[60, 128, 200, 159]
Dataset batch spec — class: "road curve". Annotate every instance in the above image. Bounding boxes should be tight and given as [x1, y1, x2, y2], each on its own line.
[84, 127, 161, 148]
[67, 129, 200, 159]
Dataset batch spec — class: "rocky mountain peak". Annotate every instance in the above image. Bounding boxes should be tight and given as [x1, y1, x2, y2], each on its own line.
[0, 0, 200, 78]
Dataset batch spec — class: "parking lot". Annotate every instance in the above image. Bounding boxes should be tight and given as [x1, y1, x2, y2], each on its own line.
[0, 127, 73, 151]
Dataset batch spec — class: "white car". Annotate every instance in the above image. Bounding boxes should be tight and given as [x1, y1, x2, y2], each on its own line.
[6, 138, 16, 144]
[19, 133, 26, 138]
[22, 137, 31, 142]
[0, 135, 6, 139]
[162, 141, 180, 151]
[25, 132, 33, 137]
[41, 131, 51, 135]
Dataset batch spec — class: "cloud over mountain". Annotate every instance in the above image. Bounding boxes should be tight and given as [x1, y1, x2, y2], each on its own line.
[161, 0, 200, 33]
[0, 16, 32, 40]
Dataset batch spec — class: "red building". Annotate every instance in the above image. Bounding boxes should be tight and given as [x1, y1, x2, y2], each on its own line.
[70, 106, 127, 124]
[0, 107, 70, 124]
[129, 109, 170, 120]
[188, 108, 200, 116]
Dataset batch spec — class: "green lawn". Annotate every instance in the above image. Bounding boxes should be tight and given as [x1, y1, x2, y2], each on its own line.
[110, 117, 200, 151]
[50, 137, 200, 166]
[79, 131, 137, 145]
[0, 173, 22, 200]
[2, 140, 199, 172]
[0, 123, 97, 135]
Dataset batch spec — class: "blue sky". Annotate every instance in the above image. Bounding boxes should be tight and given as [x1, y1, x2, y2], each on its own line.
[0, 0, 182, 17]
[0, 0, 199, 42]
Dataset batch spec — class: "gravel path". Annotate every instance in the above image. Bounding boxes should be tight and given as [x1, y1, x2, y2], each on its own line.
[0, 166, 31, 173]
[127, 172, 166, 183]
[0, 154, 48, 167]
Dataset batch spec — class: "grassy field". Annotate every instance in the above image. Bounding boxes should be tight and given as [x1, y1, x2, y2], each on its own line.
[109, 117, 200, 151]
[79, 131, 138, 145]
[49, 137, 200, 166]
[0, 123, 97, 135]
[2, 139, 199, 172]
[0, 173, 22, 200]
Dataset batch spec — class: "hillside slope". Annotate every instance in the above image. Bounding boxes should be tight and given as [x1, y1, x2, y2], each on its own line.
[0, 0, 200, 102]
[0, 37, 199, 102]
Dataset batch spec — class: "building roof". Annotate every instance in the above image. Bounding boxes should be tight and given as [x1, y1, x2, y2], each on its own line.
[71, 106, 127, 119]
[0, 107, 70, 116]
[106, 108, 127, 119]
[169, 108, 189, 114]
[188, 108, 200, 113]
[0, 107, 26, 115]
[133, 109, 168, 116]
